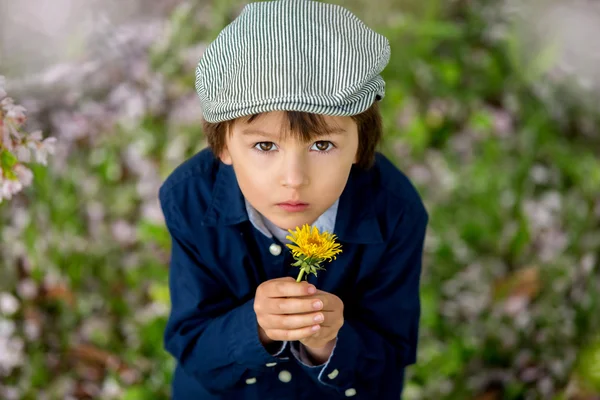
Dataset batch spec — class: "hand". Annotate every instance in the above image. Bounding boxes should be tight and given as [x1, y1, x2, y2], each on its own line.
[254, 277, 324, 345]
[299, 289, 344, 353]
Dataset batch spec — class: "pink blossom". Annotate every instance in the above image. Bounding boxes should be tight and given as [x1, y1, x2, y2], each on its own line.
[5, 105, 27, 125]
[0, 76, 56, 203]
[13, 165, 33, 187]
[0, 175, 23, 203]
[33, 137, 57, 166]
[14, 146, 30, 163]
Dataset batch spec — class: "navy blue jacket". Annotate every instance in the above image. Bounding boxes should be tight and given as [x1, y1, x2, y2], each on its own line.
[158, 148, 428, 399]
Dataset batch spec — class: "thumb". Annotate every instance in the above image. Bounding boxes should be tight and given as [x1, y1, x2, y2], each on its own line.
[277, 276, 297, 282]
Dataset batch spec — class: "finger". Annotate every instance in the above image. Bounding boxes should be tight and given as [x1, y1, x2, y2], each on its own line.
[299, 294, 331, 311]
[266, 324, 321, 342]
[262, 312, 325, 330]
[266, 296, 325, 315]
[314, 311, 344, 330]
[264, 279, 316, 298]
[312, 291, 340, 312]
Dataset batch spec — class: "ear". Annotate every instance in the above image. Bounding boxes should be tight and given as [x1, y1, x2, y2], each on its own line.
[220, 145, 233, 165]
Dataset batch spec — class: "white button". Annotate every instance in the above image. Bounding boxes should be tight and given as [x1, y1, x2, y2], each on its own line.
[269, 243, 282, 256]
[246, 377, 257, 384]
[345, 388, 357, 397]
[327, 369, 339, 379]
[278, 370, 292, 383]
[266, 362, 277, 367]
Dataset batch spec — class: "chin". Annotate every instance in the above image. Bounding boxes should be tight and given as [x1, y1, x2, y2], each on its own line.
[270, 214, 316, 231]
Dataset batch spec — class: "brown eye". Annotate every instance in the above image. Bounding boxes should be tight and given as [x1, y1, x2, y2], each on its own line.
[312, 141, 333, 152]
[256, 142, 275, 151]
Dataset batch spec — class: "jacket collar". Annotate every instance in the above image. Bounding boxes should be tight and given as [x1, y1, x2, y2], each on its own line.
[202, 161, 383, 244]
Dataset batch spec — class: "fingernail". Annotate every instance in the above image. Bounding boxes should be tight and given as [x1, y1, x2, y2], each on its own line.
[313, 301, 323, 310]
[314, 314, 324, 322]
[307, 285, 316, 294]
[312, 325, 320, 331]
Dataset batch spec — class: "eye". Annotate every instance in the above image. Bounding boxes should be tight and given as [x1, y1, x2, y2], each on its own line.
[254, 142, 278, 152]
[311, 141, 335, 152]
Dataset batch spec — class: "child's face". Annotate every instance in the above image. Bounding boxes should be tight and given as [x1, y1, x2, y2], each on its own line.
[220, 111, 359, 230]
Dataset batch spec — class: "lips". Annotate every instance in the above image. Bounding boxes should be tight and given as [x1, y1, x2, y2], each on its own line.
[277, 201, 309, 212]
[278, 201, 308, 206]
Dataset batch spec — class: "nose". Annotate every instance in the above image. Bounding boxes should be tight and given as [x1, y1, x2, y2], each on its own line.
[280, 152, 309, 189]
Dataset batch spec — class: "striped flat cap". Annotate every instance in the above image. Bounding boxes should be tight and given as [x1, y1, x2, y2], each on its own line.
[195, 0, 390, 123]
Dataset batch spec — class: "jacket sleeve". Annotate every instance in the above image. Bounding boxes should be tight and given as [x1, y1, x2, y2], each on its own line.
[160, 195, 289, 394]
[290, 202, 428, 399]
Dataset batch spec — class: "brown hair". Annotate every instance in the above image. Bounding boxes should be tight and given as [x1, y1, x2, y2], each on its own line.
[202, 102, 382, 169]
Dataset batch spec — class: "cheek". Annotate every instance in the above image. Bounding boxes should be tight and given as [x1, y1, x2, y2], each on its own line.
[234, 159, 273, 197]
[309, 159, 352, 193]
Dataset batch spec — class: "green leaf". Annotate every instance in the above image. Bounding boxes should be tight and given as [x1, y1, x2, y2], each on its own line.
[508, 215, 530, 259]
[137, 220, 171, 250]
[2, 167, 17, 180]
[576, 338, 600, 392]
[149, 282, 171, 306]
[0, 149, 18, 169]
[469, 109, 493, 133]
[122, 386, 155, 400]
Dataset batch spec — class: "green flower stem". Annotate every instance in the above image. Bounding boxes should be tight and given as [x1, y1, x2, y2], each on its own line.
[296, 268, 306, 282]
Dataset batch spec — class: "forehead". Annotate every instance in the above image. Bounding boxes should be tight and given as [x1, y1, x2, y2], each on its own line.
[231, 111, 355, 141]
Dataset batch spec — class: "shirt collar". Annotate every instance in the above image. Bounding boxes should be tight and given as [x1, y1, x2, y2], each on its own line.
[245, 198, 339, 244]
[202, 161, 383, 244]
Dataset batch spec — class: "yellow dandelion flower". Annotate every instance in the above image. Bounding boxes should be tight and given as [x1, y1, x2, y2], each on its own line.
[285, 224, 342, 282]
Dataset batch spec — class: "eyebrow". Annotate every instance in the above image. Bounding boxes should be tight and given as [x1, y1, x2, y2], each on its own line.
[241, 127, 347, 137]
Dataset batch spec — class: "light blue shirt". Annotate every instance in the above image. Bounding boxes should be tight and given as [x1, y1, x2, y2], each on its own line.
[244, 199, 339, 244]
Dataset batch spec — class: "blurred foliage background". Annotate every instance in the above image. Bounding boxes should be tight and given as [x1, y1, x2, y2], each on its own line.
[1, 0, 600, 399]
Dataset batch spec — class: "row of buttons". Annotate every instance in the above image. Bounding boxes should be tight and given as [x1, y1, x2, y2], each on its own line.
[245, 363, 356, 397]
[244, 369, 290, 384]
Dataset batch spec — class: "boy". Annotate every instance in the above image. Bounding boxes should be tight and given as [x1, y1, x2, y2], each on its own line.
[158, 1, 428, 399]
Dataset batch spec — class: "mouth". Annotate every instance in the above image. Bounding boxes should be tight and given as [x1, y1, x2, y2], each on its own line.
[277, 201, 309, 212]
